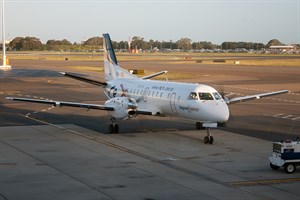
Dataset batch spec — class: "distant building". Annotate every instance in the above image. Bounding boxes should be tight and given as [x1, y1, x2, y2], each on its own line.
[269, 45, 297, 53]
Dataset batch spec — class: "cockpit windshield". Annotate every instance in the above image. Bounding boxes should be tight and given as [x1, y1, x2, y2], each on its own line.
[198, 93, 214, 100]
[213, 92, 222, 100]
[188, 92, 222, 101]
[188, 92, 198, 100]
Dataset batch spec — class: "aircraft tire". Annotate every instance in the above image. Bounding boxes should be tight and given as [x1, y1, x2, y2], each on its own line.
[209, 136, 214, 144]
[204, 136, 209, 144]
[109, 124, 114, 134]
[114, 124, 119, 133]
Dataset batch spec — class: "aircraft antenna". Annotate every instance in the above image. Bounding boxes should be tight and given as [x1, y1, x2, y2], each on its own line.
[128, 37, 131, 52]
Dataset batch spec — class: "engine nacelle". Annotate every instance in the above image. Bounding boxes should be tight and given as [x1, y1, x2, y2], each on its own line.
[104, 97, 137, 119]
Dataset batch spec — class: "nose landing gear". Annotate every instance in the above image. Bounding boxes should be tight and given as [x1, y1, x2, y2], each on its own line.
[196, 122, 216, 144]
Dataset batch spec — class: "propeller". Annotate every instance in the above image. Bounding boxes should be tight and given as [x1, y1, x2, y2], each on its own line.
[217, 85, 230, 104]
[215, 84, 237, 123]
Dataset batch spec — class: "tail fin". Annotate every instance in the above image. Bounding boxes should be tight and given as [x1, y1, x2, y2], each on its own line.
[103, 33, 137, 81]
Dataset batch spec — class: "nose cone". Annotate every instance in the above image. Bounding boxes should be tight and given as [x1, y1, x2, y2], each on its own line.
[217, 102, 230, 122]
[206, 101, 230, 123]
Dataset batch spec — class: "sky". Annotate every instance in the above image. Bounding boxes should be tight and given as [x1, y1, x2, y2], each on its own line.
[3, 0, 300, 44]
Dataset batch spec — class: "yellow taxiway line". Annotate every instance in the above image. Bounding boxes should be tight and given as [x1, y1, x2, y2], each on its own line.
[230, 178, 300, 187]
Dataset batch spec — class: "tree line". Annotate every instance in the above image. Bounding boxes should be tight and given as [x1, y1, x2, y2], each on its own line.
[7, 36, 295, 52]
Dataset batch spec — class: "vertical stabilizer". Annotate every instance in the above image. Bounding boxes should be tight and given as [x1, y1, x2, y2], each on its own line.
[103, 33, 136, 81]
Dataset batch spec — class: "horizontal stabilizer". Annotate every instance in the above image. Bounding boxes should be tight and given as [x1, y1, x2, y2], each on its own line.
[141, 71, 168, 80]
[6, 97, 114, 110]
[61, 72, 107, 87]
[227, 90, 289, 104]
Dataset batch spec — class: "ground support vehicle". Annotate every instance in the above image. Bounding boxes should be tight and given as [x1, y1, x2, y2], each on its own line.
[269, 140, 300, 173]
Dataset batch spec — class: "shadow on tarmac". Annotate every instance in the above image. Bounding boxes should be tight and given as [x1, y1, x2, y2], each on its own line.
[1, 103, 298, 142]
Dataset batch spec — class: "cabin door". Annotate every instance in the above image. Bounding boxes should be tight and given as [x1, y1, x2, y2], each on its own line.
[170, 92, 178, 114]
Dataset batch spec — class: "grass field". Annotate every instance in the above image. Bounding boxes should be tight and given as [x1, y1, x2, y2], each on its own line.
[231, 59, 299, 67]
[64, 66, 194, 80]
[4, 51, 300, 67]
[3, 51, 299, 80]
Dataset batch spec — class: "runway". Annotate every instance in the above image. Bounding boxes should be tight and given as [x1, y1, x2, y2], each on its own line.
[0, 57, 300, 199]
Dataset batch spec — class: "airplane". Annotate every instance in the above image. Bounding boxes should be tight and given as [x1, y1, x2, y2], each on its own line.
[6, 33, 289, 144]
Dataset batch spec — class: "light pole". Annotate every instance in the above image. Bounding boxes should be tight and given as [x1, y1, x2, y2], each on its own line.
[1, 0, 11, 70]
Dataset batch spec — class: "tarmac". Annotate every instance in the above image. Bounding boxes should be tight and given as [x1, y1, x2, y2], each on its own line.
[0, 57, 300, 199]
[1, 124, 300, 200]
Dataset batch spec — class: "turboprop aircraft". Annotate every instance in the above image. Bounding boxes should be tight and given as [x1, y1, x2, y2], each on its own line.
[6, 33, 289, 144]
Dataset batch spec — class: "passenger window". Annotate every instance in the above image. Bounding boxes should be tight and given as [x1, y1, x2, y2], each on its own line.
[213, 92, 221, 100]
[188, 92, 198, 100]
[199, 93, 214, 100]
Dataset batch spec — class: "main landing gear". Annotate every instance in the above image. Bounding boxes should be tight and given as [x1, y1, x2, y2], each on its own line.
[204, 129, 214, 144]
[109, 118, 119, 134]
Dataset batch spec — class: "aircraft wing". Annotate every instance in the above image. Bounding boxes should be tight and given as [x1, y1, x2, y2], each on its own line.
[5, 97, 114, 110]
[227, 90, 289, 104]
[141, 71, 168, 80]
[6, 97, 156, 117]
[135, 103, 163, 116]
[61, 72, 107, 87]
[136, 110, 153, 115]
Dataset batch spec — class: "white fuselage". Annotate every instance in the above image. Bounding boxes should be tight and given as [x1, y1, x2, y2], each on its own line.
[106, 78, 230, 123]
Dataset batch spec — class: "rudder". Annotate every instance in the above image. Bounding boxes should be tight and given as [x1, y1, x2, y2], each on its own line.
[103, 33, 137, 81]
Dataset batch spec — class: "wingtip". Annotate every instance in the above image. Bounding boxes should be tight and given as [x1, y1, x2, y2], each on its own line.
[60, 72, 66, 75]
[279, 90, 290, 94]
[5, 97, 13, 100]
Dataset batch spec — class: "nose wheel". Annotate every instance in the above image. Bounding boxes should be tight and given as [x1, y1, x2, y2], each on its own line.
[204, 128, 214, 144]
[109, 118, 119, 134]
